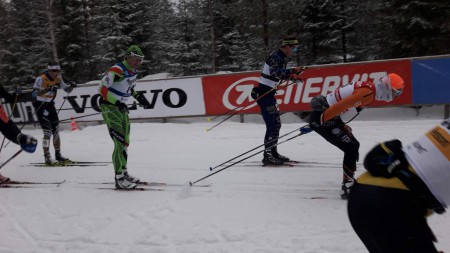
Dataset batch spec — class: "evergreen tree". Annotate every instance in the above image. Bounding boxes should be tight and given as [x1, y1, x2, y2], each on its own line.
[0, 0, 13, 88]
[347, 0, 388, 61]
[138, 0, 177, 77]
[169, 0, 209, 76]
[301, 0, 342, 64]
[90, 0, 140, 75]
[220, 0, 262, 69]
[3, 0, 53, 86]
[210, 0, 241, 72]
[55, 0, 96, 83]
[388, 0, 450, 58]
[0, 0, 449, 82]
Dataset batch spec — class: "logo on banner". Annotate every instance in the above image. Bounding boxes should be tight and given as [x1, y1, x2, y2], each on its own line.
[217, 71, 392, 111]
[222, 77, 260, 110]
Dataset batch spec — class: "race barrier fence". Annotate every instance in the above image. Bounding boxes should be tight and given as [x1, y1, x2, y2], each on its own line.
[2, 54, 450, 124]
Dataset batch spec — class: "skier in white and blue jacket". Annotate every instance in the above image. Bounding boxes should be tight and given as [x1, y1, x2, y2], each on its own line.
[251, 35, 307, 166]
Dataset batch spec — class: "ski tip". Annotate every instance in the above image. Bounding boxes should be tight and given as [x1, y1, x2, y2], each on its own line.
[189, 181, 193, 187]
[205, 128, 210, 133]
[209, 167, 213, 171]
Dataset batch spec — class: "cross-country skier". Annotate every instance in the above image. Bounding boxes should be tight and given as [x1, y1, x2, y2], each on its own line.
[251, 35, 307, 166]
[0, 87, 37, 182]
[347, 118, 449, 253]
[98, 45, 151, 190]
[309, 73, 405, 199]
[32, 62, 77, 165]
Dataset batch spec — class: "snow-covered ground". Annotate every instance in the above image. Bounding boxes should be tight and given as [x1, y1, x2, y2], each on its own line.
[0, 107, 449, 253]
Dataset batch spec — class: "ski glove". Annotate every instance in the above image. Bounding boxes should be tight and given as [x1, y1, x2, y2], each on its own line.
[251, 87, 259, 99]
[292, 66, 308, 75]
[17, 133, 38, 153]
[66, 81, 77, 92]
[47, 86, 58, 92]
[363, 139, 407, 178]
[135, 93, 152, 109]
[299, 125, 313, 134]
[115, 101, 129, 113]
[14, 86, 23, 95]
[289, 66, 308, 82]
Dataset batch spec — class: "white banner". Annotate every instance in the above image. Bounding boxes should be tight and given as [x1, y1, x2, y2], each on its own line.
[59, 77, 205, 121]
[2, 77, 206, 123]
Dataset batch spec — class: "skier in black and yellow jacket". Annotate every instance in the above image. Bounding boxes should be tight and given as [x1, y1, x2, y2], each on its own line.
[32, 62, 76, 165]
[348, 118, 449, 253]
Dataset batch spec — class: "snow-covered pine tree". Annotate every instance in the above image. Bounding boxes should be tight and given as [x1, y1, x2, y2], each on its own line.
[0, 0, 13, 88]
[137, 0, 178, 77]
[388, 0, 450, 58]
[54, 0, 97, 83]
[169, 0, 209, 76]
[301, 0, 343, 64]
[90, 0, 138, 76]
[2, 0, 55, 87]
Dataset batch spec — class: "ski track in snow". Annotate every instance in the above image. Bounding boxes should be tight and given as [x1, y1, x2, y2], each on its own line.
[0, 111, 449, 253]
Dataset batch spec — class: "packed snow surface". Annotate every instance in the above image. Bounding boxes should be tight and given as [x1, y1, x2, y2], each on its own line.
[0, 108, 449, 253]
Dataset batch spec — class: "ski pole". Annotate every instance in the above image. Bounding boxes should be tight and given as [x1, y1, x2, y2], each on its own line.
[56, 88, 72, 115]
[57, 107, 96, 111]
[205, 79, 290, 132]
[206, 72, 306, 123]
[205, 78, 303, 132]
[189, 132, 304, 186]
[5, 86, 71, 148]
[50, 102, 138, 124]
[209, 124, 311, 171]
[24, 103, 44, 131]
[0, 149, 22, 170]
[58, 112, 102, 123]
[24, 102, 136, 126]
[206, 79, 286, 122]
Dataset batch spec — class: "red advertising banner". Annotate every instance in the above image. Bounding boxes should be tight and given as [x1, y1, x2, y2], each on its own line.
[202, 60, 412, 116]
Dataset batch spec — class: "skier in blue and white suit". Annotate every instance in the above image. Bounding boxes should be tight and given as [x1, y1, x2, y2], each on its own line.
[251, 35, 307, 166]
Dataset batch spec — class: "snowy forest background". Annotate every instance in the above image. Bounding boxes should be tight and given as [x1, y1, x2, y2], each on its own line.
[0, 0, 449, 89]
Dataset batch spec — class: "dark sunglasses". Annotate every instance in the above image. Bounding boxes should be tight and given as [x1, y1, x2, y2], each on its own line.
[393, 88, 403, 97]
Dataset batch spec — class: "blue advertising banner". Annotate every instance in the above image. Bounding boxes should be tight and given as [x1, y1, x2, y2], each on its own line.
[411, 58, 450, 104]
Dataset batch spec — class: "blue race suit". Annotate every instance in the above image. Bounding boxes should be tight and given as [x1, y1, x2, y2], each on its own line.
[255, 49, 293, 153]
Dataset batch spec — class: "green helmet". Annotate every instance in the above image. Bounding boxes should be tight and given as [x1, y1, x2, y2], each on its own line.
[126, 45, 144, 57]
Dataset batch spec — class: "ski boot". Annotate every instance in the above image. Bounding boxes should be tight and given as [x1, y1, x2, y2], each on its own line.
[123, 170, 140, 184]
[272, 152, 290, 162]
[271, 148, 290, 162]
[55, 151, 70, 163]
[340, 178, 355, 199]
[0, 173, 10, 183]
[262, 151, 285, 166]
[115, 172, 137, 190]
[44, 154, 56, 165]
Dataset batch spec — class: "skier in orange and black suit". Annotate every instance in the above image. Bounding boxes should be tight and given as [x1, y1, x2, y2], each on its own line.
[309, 73, 405, 199]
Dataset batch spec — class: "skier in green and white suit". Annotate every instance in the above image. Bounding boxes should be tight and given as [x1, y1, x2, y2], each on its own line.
[98, 45, 151, 189]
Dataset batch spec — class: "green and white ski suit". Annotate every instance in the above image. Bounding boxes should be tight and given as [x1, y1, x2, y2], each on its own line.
[98, 61, 139, 174]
